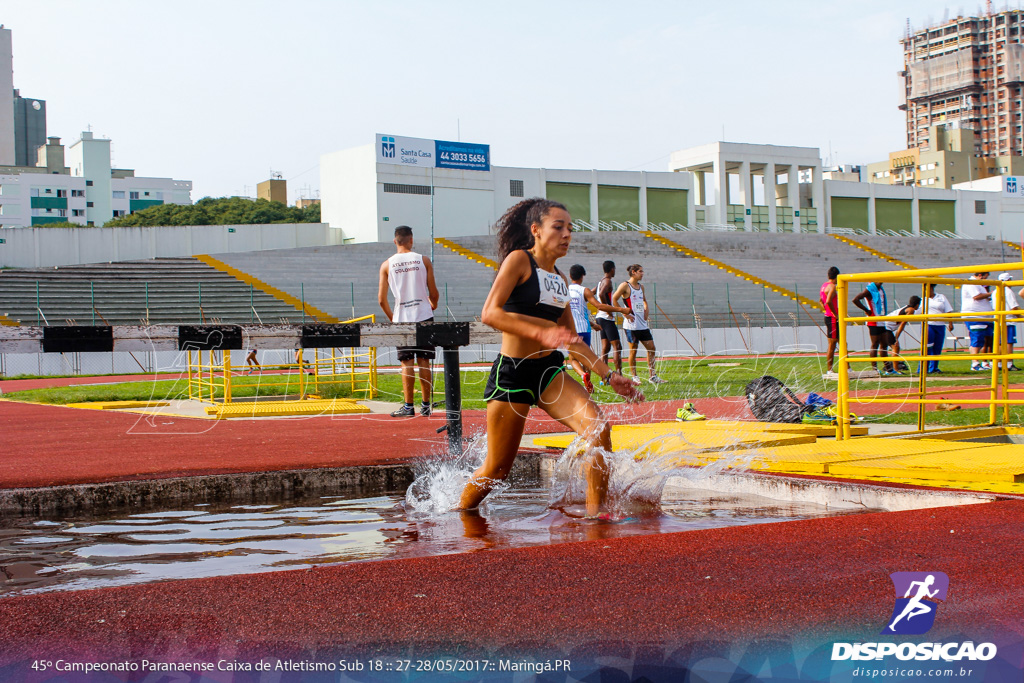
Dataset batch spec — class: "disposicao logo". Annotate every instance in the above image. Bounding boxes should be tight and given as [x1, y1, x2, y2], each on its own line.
[883, 571, 947, 635]
[381, 136, 395, 159]
[831, 571, 997, 663]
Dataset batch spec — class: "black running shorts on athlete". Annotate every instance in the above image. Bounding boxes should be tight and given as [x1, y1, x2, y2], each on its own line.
[396, 317, 436, 362]
[484, 351, 565, 405]
[868, 326, 895, 346]
[396, 347, 436, 362]
[597, 317, 620, 344]
[824, 315, 839, 341]
[624, 328, 654, 344]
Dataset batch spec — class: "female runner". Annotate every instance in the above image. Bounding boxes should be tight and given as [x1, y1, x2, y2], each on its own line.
[457, 198, 643, 517]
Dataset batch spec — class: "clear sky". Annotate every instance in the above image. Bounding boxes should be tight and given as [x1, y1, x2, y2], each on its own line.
[2, 1, 990, 203]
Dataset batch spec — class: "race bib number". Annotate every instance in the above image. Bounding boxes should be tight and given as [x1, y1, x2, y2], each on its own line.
[538, 269, 569, 309]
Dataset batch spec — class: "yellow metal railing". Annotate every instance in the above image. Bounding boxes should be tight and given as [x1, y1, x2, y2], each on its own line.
[829, 234, 916, 270]
[642, 231, 823, 311]
[836, 262, 1024, 440]
[186, 315, 378, 404]
[434, 237, 499, 270]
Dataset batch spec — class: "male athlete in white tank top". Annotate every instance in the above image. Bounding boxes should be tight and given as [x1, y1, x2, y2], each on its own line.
[378, 226, 439, 417]
[612, 263, 665, 384]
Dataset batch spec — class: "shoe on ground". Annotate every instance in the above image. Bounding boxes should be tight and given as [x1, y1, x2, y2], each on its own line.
[676, 402, 706, 421]
[823, 370, 840, 380]
[1009, 365, 1020, 372]
[419, 402, 431, 417]
[631, 375, 643, 385]
[981, 363, 993, 370]
[582, 374, 595, 393]
[649, 375, 667, 385]
[971, 364, 985, 371]
[391, 404, 416, 417]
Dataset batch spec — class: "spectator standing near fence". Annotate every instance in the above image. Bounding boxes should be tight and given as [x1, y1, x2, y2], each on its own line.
[882, 296, 920, 375]
[613, 264, 666, 385]
[820, 267, 840, 378]
[961, 271, 994, 372]
[998, 273, 1020, 371]
[923, 283, 954, 374]
[853, 281, 890, 374]
[378, 225, 440, 417]
[594, 261, 625, 374]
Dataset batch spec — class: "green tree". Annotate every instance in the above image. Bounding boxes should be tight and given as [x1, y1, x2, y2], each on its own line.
[31, 221, 81, 228]
[103, 196, 322, 227]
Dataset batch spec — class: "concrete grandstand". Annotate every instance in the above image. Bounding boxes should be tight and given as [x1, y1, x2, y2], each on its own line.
[0, 232, 1014, 328]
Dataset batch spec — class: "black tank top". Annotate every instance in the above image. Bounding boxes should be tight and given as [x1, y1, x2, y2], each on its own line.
[502, 250, 569, 323]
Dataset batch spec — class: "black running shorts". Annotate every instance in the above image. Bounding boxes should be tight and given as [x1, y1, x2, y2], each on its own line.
[484, 351, 565, 405]
[824, 315, 839, 341]
[597, 317, 620, 344]
[624, 328, 654, 344]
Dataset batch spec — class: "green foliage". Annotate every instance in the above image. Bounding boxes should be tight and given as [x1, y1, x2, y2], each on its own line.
[102, 196, 322, 227]
[32, 221, 81, 228]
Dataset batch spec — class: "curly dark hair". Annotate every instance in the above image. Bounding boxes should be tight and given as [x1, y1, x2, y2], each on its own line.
[495, 198, 568, 263]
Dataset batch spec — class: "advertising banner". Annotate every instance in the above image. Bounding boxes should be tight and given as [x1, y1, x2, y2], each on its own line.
[376, 134, 490, 172]
[1002, 176, 1024, 197]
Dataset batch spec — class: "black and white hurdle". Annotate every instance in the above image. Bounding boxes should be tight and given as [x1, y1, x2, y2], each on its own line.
[0, 322, 502, 455]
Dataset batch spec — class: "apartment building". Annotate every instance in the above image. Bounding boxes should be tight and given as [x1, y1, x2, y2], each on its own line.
[902, 9, 1024, 157]
[0, 132, 192, 227]
[868, 123, 1024, 188]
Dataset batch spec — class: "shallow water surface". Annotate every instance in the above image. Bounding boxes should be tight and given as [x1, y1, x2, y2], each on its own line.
[0, 478, 868, 597]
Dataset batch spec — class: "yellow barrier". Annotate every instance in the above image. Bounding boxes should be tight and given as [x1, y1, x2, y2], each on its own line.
[836, 261, 1024, 440]
[186, 315, 378, 405]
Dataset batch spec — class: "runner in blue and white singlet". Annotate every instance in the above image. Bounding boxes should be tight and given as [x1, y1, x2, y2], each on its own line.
[566, 264, 634, 393]
[568, 282, 591, 339]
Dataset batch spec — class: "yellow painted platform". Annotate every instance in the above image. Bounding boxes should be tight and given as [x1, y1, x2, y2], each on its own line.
[67, 401, 171, 410]
[828, 445, 1024, 483]
[204, 399, 370, 419]
[532, 420, 1024, 494]
[670, 419, 869, 438]
[532, 422, 815, 455]
[731, 438, 992, 475]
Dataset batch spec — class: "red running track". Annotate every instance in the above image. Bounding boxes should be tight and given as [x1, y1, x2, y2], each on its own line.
[0, 500, 1022, 664]
[1, 380, 1022, 671]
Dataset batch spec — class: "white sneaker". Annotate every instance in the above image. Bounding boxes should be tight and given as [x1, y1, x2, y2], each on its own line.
[823, 371, 840, 380]
[631, 375, 642, 385]
[649, 375, 667, 384]
[982, 362, 993, 370]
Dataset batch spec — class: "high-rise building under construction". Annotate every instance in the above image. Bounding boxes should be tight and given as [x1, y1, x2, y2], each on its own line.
[902, 8, 1024, 158]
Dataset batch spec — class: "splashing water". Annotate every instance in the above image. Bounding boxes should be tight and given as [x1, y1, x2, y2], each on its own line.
[405, 426, 765, 520]
[404, 434, 505, 516]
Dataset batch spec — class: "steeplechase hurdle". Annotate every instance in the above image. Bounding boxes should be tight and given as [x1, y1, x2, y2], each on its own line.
[0, 322, 502, 455]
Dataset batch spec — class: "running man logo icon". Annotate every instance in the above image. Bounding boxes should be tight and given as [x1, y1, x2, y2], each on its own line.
[382, 136, 395, 158]
[882, 572, 949, 635]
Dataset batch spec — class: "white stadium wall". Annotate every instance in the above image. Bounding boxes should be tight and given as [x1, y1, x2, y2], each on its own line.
[0, 223, 342, 269]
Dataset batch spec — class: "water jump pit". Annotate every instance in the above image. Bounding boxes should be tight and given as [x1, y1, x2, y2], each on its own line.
[0, 419, 1006, 598]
